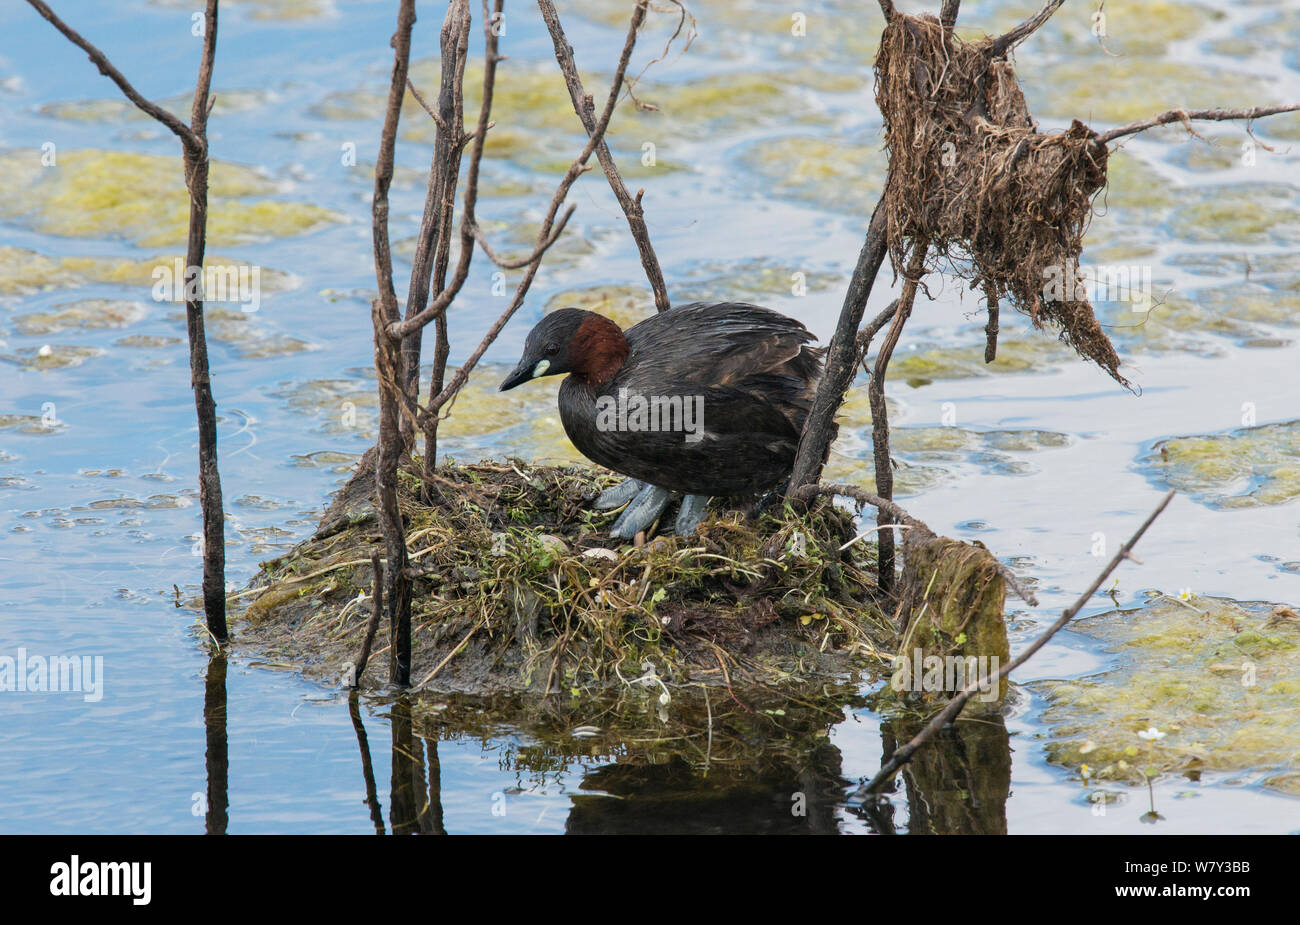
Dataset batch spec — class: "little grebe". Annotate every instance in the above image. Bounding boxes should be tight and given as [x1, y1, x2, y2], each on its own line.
[500, 301, 825, 538]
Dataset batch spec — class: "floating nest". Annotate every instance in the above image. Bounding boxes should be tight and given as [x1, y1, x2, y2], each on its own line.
[233, 458, 901, 698]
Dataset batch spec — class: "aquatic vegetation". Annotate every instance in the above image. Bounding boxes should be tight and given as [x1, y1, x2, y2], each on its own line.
[438, 364, 581, 465]
[739, 135, 886, 216]
[152, 0, 336, 22]
[1, 343, 105, 370]
[1145, 420, 1300, 509]
[674, 258, 845, 304]
[1037, 594, 1300, 795]
[235, 461, 896, 696]
[0, 245, 295, 297]
[0, 413, 60, 434]
[888, 337, 1074, 385]
[1169, 183, 1300, 247]
[37, 88, 279, 123]
[0, 149, 342, 247]
[168, 307, 314, 359]
[12, 299, 147, 336]
[1027, 57, 1278, 124]
[829, 423, 1072, 493]
[545, 285, 655, 329]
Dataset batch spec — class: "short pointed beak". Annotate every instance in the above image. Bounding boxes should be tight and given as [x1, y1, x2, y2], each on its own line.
[499, 358, 534, 392]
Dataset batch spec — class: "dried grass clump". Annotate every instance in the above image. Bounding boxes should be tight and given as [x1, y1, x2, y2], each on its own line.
[875, 13, 1127, 387]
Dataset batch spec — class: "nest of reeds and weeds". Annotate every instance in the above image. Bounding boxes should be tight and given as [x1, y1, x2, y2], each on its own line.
[876, 12, 1128, 387]
[232, 459, 898, 697]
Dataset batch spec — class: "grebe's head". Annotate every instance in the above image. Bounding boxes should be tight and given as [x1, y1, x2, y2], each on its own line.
[499, 308, 628, 391]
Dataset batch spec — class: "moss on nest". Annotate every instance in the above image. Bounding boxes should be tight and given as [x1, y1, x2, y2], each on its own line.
[233, 460, 898, 698]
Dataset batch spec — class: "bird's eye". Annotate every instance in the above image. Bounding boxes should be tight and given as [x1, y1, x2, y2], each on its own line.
[544, 342, 559, 357]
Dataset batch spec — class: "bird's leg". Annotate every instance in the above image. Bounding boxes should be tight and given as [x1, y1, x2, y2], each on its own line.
[610, 484, 673, 539]
[673, 494, 711, 536]
[594, 477, 644, 510]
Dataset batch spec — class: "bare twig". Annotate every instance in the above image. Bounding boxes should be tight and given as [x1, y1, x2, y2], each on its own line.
[395, 0, 652, 434]
[184, 0, 226, 642]
[861, 490, 1175, 795]
[1096, 104, 1300, 145]
[791, 482, 931, 536]
[24, 0, 199, 149]
[855, 299, 900, 370]
[473, 204, 578, 269]
[983, 285, 999, 363]
[401, 0, 471, 447]
[623, 0, 696, 110]
[420, 0, 504, 483]
[537, 0, 672, 313]
[988, 0, 1066, 57]
[788, 200, 890, 494]
[351, 551, 385, 687]
[868, 246, 929, 593]
[26, 0, 228, 641]
[792, 482, 1039, 607]
[370, 0, 418, 684]
[406, 77, 447, 131]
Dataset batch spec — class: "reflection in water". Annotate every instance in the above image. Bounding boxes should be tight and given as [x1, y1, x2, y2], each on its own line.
[884, 713, 1012, 835]
[211, 680, 1013, 833]
[203, 653, 229, 835]
[348, 692, 385, 834]
[565, 747, 845, 834]
[388, 696, 446, 835]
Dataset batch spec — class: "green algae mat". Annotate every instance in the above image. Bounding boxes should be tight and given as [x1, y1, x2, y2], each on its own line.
[1037, 593, 1300, 797]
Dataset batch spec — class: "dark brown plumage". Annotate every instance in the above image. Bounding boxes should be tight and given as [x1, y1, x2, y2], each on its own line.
[500, 301, 825, 497]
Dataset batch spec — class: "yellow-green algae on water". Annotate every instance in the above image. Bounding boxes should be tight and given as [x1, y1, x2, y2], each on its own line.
[38, 88, 279, 123]
[826, 424, 1072, 492]
[1036, 594, 1300, 795]
[0, 149, 342, 247]
[739, 135, 887, 217]
[0, 245, 296, 297]
[12, 299, 147, 336]
[1146, 420, 1300, 509]
[888, 337, 1074, 385]
[982, 0, 1221, 57]
[1026, 56, 1278, 125]
[151, 0, 335, 22]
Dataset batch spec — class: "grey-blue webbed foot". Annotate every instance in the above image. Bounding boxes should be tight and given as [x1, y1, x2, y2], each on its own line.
[674, 494, 711, 536]
[594, 477, 644, 510]
[610, 484, 673, 539]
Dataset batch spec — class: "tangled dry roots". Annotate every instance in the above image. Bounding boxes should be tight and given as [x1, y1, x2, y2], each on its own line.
[875, 13, 1129, 388]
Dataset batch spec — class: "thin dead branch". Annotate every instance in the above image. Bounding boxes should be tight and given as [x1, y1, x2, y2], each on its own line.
[403, 0, 655, 410]
[861, 490, 1174, 795]
[26, 0, 228, 641]
[988, 0, 1066, 57]
[24, 0, 200, 149]
[1097, 104, 1300, 145]
[537, 0, 672, 313]
[371, 0, 418, 684]
[869, 247, 928, 593]
[350, 551, 385, 687]
[787, 201, 890, 494]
